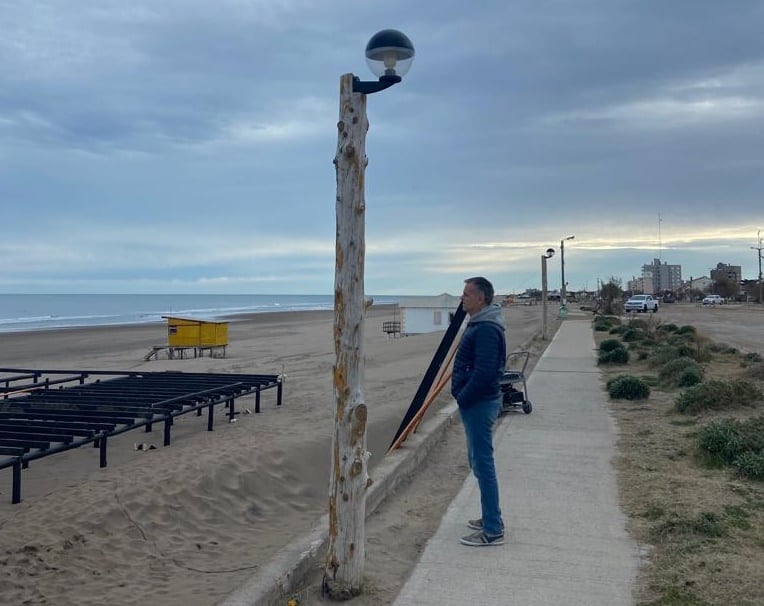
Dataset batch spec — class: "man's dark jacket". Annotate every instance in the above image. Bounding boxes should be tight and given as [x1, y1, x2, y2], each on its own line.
[451, 303, 507, 409]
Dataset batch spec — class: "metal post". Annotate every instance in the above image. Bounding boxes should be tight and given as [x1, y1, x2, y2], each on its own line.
[560, 235, 574, 306]
[752, 230, 763, 304]
[541, 255, 549, 340]
[560, 239, 566, 306]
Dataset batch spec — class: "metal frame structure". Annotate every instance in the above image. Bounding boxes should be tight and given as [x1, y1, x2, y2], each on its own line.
[0, 368, 283, 504]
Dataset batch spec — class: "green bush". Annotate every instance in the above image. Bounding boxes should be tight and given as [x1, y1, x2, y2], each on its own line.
[651, 511, 726, 541]
[622, 328, 645, 342]
[676, 325, 697, 336]
[733, 450, 764, 480]
[657, 323, 678, 333]
[599, 338, 623, 353]
[628, 318, 649, 330]
[648, 345, 683, 368]
[607, 375, 651, 400]
[598, 347, 630, 365]
[698, 420, 747, 462]
[594, 316, 621, 332]
[658, 358, 703, 387]
[609, 325, 628, 335]
[676, 380, 763, 414]
[678, 367, 703, 387]
[706, 342, 736, 354]
[676, 344, 695, 358]
[698, 417, 764, 480]
[741, 352, 763, 366]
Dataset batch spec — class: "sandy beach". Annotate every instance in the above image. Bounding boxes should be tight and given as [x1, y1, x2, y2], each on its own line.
[0, 303, 548, 605]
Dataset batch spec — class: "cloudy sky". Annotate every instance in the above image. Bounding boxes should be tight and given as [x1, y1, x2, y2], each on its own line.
[2, 0, 763, 296]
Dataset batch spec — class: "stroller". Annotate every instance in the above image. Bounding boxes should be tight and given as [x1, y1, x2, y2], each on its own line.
[499, 351, 532, 414]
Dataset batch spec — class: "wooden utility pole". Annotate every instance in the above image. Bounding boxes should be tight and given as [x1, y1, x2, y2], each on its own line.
[323, 73, 370, 600]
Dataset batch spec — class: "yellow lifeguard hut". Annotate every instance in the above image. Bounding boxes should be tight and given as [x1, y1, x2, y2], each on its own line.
[161, 316, 229, 359]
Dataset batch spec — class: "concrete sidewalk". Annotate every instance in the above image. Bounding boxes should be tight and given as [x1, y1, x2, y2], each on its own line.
[394, 317, 641, 605]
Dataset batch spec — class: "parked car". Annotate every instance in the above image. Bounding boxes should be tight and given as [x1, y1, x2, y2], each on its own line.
[624, 294, 659, 313]
[702, 294, 725, 305]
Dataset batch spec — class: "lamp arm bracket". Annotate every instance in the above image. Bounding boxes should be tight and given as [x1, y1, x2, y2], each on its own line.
[352, 74, 401, 94]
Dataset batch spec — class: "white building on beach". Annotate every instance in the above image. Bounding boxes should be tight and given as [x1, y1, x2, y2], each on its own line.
[397, 293, 462, 335]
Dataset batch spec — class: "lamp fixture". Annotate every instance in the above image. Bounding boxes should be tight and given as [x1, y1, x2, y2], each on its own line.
[353, 29, 415, 94]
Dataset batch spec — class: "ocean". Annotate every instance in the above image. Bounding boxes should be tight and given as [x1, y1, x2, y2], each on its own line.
[0, 294, 399, 334]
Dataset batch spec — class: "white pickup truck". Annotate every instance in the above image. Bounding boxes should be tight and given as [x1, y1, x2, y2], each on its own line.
[624, 294, 659, 313]
[702, 294, 725, 305]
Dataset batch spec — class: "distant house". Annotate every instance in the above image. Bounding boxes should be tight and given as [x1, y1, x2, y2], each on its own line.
[398, 293, 462, 335]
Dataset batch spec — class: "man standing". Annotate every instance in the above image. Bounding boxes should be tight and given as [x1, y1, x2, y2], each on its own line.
[451, 277, 507, 546]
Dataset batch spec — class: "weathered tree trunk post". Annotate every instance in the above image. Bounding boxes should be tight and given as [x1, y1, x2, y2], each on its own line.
[323, 73, 370, 600]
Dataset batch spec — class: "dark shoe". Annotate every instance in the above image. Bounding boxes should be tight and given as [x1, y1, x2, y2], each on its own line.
[460, 530, 505, 546]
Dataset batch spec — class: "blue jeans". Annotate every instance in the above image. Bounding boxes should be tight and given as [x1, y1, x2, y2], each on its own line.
[459, 398, 503, 535]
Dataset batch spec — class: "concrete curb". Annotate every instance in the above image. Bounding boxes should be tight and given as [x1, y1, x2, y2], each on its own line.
[218, 402, 461, 606]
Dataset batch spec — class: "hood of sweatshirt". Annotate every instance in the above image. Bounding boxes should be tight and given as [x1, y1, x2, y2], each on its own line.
[467, 303, 505, 331]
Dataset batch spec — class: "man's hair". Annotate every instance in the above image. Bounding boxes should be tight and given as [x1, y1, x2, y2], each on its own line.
[465, 276, 494, 305]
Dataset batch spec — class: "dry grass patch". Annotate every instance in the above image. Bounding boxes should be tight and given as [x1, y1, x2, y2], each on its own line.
[594, 317, 764, 606]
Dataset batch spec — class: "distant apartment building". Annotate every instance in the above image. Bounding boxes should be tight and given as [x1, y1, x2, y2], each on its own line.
[710, 262, 743, 284]
[641, 258, 682, 293]
[627, 276, 654, 294]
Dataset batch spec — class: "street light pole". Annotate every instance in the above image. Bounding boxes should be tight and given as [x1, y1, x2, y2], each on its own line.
[560, 235, 575, 307]
[324, 30, 414, 600]
[752, 230, 763, 304]
[541, 248, 555, 339]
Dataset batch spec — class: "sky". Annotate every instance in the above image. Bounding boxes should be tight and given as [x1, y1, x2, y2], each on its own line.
[1, 0, 763, 296]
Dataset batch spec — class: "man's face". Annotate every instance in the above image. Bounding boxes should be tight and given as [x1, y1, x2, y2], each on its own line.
[461, 282, 486, 316]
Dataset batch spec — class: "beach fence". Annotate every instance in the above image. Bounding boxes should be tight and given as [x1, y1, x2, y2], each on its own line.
[145, 316, 229, 360]
[0, 367, 282, 504]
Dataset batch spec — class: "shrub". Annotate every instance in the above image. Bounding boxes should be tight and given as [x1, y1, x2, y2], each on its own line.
[675, 380, 763, 414]
[676, 344, 695, 358]
[741, 352, 763, 366]
[693, 345, 713, 364]
[607, 375, 650, 400]
[609, 325, 628, 335]
[648, 345, 683, 369]
[598, 347, 630, 365]
[676, 325, 697, 336]
[594, 316, 621, 332]
[698, 420, 747, 463]
[698, 417, 764, 480]
[658, 358, 703, 388]
[733, 450, 764, 480]
[668, 333, 697, 346]
[743, 361, 764, 381]
[706, 342, 736, 354]
[622, 328, 644, 342]
[628, 318, 649, 330]
[678, 367, 703, 387]
[599, 338, 623, 353]
[651, 511, 726, 541]
[657, 323, 678, 333]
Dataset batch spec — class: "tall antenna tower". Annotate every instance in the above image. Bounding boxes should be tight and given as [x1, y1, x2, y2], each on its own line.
[658, 214, 663, 261]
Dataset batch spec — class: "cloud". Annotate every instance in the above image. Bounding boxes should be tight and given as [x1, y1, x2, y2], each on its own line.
[1, 0, 763, 295]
